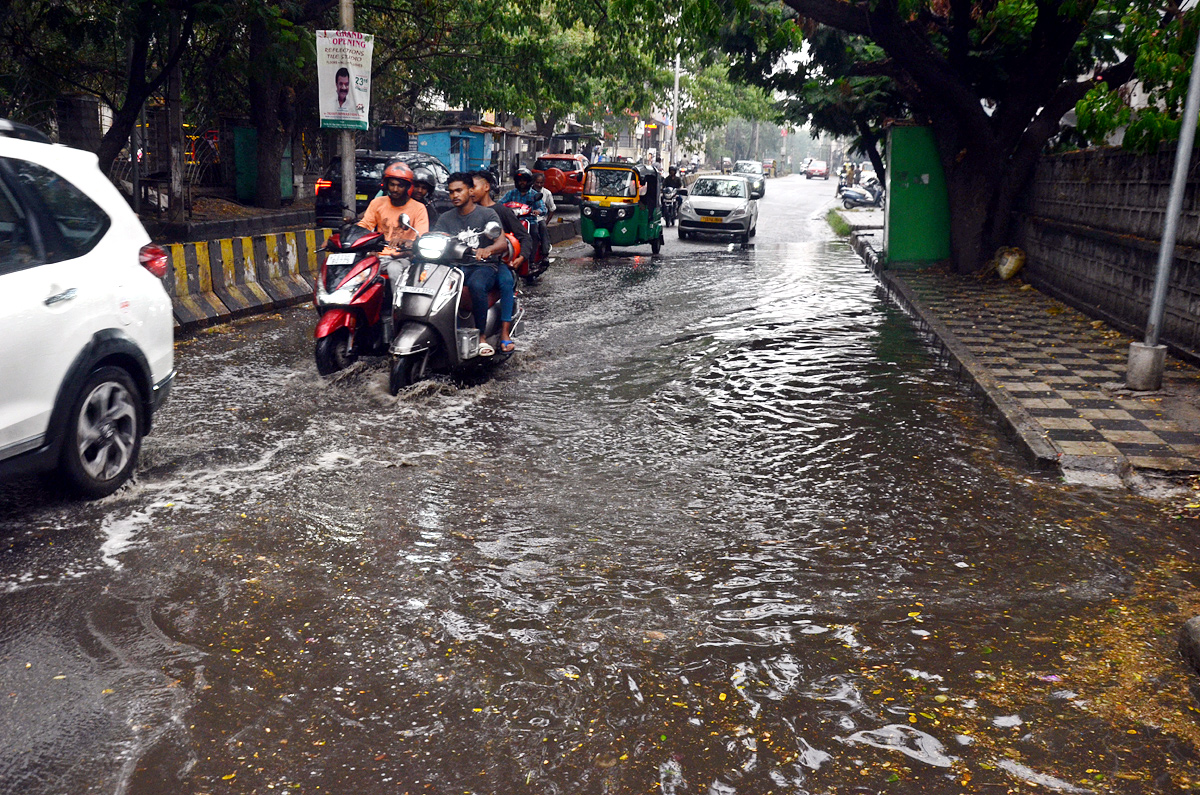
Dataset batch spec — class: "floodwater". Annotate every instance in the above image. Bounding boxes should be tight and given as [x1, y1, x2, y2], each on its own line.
[2, 177, 1199, 794]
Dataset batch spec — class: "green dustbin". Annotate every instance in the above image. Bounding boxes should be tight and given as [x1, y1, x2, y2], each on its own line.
[884, 126, 951, 268]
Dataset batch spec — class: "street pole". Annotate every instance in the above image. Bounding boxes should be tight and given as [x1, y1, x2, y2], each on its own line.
[670, 51, 680, 169]
[1126, 27, 1200, 390]
[339, 0, 356, 225]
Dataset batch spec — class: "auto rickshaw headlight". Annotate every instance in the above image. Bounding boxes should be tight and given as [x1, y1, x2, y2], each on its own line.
[582, 205, 594, 217]
[616, 208, 628, 219]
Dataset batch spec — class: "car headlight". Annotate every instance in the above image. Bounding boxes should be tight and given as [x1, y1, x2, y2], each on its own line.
[727, 205, 747, 218]
[681, 199, 692, 213]
[582, 205, 594, 217]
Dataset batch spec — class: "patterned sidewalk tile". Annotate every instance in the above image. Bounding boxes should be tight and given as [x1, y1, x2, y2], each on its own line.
[896, 270, 1200, 474]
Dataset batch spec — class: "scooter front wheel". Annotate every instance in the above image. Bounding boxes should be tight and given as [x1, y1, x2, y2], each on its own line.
[388, 354, 426, 395]
[315, 329, 356, 376]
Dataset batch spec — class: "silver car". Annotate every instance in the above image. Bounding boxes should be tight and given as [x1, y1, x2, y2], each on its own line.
[677, 175, 759, 246]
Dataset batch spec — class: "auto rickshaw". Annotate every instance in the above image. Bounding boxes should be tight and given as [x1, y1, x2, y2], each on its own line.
[580, 163, 664, 257]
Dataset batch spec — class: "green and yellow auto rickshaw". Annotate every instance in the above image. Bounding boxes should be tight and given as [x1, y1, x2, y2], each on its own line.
[580, 163, 664, 257]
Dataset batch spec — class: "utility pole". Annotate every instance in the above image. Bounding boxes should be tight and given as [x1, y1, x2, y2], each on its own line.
[1126, 26, 1200, 390]
[168, 11, 185, 224]
[339, 0, 356, 224]
[670, 51, 680, 169]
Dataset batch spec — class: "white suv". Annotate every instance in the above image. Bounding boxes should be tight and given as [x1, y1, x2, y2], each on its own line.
[0, 123, 175, 498]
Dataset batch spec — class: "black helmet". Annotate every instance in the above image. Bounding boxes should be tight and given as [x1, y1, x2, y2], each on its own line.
[411, 166, 436, 191]
[514, 167, 534, 185]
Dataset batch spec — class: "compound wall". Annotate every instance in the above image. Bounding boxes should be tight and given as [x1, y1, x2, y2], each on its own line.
[1012, 144, 1200, 360]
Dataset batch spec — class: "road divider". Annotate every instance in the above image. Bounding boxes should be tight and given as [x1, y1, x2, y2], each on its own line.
[166, 229, 332, 332]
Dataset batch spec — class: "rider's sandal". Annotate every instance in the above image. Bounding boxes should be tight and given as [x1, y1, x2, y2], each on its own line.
[479, 341, 495, 357]
[499, 338, 515, 353]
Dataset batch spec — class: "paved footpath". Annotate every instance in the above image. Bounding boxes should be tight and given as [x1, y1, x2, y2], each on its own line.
[841, 209, 1200, 490]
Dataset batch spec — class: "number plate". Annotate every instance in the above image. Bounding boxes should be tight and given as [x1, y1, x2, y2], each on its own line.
[700, 216, 722, 223]
[325, 253, 356, 265]
[400, 286, 435, 296]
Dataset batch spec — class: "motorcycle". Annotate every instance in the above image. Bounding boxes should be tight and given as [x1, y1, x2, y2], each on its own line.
[503, 201, 550, 282]
[313, 224, 398, 376]
[842, 177, 884, 209]
[387, 222, 524, 395]
[661, 186, 681, 226]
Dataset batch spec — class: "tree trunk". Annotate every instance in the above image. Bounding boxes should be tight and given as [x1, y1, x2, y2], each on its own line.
[249, 16, 283, 208]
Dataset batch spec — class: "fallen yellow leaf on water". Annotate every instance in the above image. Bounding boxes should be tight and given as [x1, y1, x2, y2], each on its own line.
[719, 693, 727, 701]
[223, 773, 236, 780]
[52, 675, 65, 680]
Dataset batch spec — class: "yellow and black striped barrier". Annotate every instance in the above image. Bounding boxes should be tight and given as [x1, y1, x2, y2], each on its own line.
[165, 229, 332, 331]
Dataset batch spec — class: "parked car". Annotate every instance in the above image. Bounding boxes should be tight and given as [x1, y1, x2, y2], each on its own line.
[315, 151, 452, 228]
[732, 160, 766, 197]
[677, 174, 758, 246]
[531, 153, 589, 204]
[805, 160, 829, 179]
[0, 127, 175, 497]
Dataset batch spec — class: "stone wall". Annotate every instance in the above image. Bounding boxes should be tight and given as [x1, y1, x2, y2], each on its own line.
[1011, 144, 1200, 360]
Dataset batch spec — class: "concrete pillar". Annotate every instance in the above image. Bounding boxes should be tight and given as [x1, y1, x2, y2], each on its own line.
[1126, 341, 1166, 391]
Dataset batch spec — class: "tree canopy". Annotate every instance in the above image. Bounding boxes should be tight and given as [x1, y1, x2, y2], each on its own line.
[714, 0, 1194, 272]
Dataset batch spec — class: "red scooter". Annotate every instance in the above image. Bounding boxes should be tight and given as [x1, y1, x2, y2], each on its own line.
[504, 201, 550, 282]
[313, 224, 395, 376]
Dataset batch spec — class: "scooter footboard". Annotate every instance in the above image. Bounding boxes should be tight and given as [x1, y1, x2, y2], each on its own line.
[391, 322, 438, 356]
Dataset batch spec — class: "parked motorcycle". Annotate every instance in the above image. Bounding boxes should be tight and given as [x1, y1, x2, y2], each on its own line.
[313, 224, 397, 376]
[387, 223, 524, 395]
[841, 178, 884, 209]
[661, 186, 680, 226]
[504, 201, 550, 282]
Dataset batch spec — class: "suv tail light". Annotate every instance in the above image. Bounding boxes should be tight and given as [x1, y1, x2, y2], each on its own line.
[139, 244, 169, 279]
[315, 178, 333, 194]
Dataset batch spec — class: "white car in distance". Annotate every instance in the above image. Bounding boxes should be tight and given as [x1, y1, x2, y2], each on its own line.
[677, 175, 759, 247]
[0, 121, 175, 498]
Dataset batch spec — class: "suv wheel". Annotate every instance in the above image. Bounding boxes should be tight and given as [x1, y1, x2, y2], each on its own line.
[60, 366, 144, 499]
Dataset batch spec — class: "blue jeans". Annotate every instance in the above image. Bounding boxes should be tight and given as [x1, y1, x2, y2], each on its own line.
[461, 264, 498, 334]
[497, 265, 515, 324]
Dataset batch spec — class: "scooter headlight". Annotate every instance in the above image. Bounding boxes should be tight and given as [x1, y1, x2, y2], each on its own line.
[325, 268, 372, 304]
[416, 235, 450, 259]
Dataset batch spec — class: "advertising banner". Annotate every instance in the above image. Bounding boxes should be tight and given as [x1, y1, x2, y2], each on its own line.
[317, 30, 373, 130]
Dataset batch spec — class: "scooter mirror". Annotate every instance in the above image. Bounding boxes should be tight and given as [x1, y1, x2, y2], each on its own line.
[483, 221, 503, 238]
[400, 213, 411, 228]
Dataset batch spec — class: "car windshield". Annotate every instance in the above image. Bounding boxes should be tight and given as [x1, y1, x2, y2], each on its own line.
[692, 179, 746, 198]
[584, 168, 637, 197]
[535, 157, 581, 172]
[733, 161, 763, 175]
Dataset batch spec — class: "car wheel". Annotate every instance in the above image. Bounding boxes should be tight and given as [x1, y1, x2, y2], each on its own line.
[739, 233, 750, 248]
[60, 366, 144, 499]
[678, 228, 688, 240]
[315, 328, 356, 376]
[749, 226, 756, 237]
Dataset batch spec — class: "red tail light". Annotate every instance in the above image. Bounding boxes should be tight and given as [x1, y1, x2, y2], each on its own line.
[315, 178, 333, 194]
[139, 244, 169, 279]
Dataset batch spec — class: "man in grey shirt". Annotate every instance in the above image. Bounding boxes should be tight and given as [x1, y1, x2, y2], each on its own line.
[433, 172, 508, 356]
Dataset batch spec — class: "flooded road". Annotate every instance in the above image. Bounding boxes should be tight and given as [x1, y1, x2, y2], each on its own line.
[3, 175, 1200, 794]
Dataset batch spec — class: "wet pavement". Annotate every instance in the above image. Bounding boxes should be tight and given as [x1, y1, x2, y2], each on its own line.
[3, 176, 1200, 794]
[838, 206, 1200, 490]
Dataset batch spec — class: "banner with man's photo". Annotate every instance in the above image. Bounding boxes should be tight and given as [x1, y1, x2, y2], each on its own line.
[317, 30, 373, 130]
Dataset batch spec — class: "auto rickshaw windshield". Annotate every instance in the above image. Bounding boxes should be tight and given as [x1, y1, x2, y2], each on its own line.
[584, 168, 637, 198]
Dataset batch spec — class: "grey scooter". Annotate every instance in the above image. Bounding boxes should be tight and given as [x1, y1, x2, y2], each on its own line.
[387, 222, 524, 395]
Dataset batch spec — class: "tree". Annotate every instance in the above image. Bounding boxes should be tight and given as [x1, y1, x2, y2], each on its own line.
[717, 0, 1154, 273]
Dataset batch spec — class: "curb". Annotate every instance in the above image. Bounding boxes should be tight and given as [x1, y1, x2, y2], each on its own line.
[847, 231, 1061, 472]
[166, 229, 331, 334]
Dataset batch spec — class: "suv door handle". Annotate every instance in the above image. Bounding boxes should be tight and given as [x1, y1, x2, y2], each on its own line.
[44, 288, 78, 306]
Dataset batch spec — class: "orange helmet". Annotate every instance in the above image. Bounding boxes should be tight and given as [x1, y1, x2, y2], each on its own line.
[382, 160, 414, 186]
